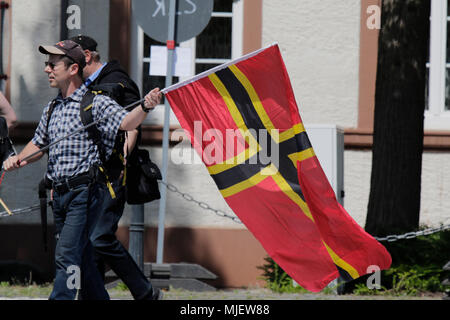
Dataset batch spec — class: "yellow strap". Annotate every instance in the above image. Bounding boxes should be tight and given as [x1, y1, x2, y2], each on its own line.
[84, 104, 93, 112]
[122, 167, 127, 186]
[0, 198, 12, 215]
[118, 154, 127, 186]
[106, 181, 116, 199]
[99, 167, 116, 199]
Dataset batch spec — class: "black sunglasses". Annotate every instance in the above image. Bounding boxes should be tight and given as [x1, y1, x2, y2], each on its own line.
[44, 61, 57, 69]
[45, 56, 75, 69]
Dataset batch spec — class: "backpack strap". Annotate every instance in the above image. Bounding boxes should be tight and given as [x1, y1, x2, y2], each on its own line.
[89, 82, 125, 103]
[79, 86, 127, 199]
[45, 99, 58, 133]
[79, 91, 107, 164]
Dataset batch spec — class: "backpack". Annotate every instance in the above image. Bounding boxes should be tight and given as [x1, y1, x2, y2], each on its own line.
[81, 83, 129, 200]
[44, 83, 161, 203]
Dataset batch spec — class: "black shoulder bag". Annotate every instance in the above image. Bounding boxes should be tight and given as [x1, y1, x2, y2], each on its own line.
[126, 147, 162, 204]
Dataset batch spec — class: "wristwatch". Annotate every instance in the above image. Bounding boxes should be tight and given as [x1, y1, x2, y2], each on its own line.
[141, 103, 153, 113]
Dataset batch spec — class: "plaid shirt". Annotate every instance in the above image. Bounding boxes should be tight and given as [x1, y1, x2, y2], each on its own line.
[32, 84, 128, 182]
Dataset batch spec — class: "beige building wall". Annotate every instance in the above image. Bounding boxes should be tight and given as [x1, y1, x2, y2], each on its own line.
[10, 0, 62, 122]
[262, 0, 450, 229]
[262, 0, 367, 224]
[421, 153, 450, 227]
[10, 0, 110, 123]
[262, 0, 360, 128]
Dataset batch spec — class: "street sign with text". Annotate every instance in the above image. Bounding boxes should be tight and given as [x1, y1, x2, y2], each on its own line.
[132, 0, 213, 43]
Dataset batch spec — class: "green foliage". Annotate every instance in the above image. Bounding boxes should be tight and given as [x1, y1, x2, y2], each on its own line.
[257, 257, 308, 293]
[115, 281, 129, 291]
[384, 227, 450, 266]
[258, 228, 450, 296]
[387, 265, 444, 295]
[348, 228, 450, 295]
[352, 265, 445, 296]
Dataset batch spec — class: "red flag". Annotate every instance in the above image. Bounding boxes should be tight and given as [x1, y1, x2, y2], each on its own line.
[165, 43, 391, 292]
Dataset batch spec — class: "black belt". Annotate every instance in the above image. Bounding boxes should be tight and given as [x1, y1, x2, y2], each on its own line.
[52, 171, 95, 194]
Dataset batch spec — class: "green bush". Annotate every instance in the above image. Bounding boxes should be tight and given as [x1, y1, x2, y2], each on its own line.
[387, 265, 444, 295]
[352, 264, 445, 296]
[258, 228, 450, 296]
[257, 257, 308, 293]
[348, 228, 450, 295]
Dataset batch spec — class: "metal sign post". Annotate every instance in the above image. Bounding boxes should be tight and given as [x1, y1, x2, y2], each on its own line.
[130, 0, 215, 290]
[156, 0, 177, 264]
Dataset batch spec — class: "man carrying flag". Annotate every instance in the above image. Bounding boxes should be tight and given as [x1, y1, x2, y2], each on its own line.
[163, 43, 391, 292]
[2, 40, 161, 299]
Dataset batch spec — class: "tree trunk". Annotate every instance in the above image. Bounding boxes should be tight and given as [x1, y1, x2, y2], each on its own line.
[365, 0, 430, 237]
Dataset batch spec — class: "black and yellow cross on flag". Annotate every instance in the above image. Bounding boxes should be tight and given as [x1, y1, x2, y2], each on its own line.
[165, 43, 391, 292]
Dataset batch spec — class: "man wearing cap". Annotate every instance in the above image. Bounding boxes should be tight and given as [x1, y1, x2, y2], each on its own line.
[69, 35, 161, 301]
[71, 35, 141, 107]
[2, 40, 161, 300]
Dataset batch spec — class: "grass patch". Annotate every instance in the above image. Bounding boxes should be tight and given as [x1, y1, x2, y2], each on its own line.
[0, 281, 53, 298]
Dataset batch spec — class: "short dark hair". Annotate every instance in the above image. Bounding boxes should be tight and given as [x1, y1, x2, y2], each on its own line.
[60, 56, 83, 77]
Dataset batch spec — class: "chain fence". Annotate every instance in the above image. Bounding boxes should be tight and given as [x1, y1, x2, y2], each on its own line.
[159, 181, 242, 224]
[373, 224, 450, 242]
[1, 181, 450, 243]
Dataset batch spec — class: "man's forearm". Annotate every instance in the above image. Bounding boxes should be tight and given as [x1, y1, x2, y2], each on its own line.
[119, 88, 161, 131]
[18, 141, 44, 164]
[3, 141, 43, 171]
[120, 106, 148, 131]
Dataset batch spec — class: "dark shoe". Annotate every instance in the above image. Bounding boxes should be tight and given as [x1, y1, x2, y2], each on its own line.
[151, 288, 163, 300]
[139, 287, 163, 300]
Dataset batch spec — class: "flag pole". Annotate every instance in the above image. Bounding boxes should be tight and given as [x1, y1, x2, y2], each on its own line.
[18, 43, 277, 166]
[18, 97, 145, 165]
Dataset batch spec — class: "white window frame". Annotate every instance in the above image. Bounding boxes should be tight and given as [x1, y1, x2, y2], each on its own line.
[130, 0, 243, 126]
[426, 0, 449, 130]
[181, 0, 244, 81]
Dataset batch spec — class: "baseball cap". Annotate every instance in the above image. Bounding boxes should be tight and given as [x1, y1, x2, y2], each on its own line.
[38, 40, 86, 69]
[70, 34, 98, 52]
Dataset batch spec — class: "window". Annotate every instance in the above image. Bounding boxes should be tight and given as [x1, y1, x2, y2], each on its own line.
[426, 0, 450, 130]
[131, 0, 243, 125]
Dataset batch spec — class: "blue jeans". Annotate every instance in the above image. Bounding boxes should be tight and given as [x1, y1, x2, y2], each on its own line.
[50, 182, 109, 300]
[81, 177, 153, 300]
